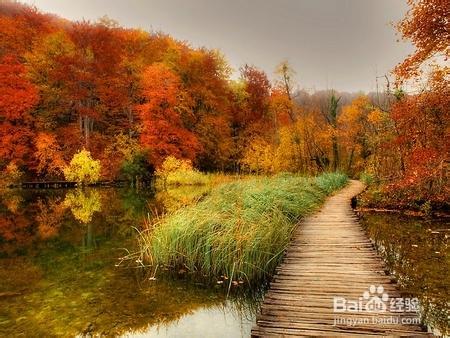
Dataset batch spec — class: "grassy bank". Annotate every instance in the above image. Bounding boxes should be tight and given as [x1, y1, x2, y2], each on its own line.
[356, 173, 448, 215]
[140, 172, 348, 284]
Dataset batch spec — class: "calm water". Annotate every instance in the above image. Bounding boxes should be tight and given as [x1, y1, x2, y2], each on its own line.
[0, 187, 255, 337]
[1, 187, 448, 336]
[359, 211, 449, 336]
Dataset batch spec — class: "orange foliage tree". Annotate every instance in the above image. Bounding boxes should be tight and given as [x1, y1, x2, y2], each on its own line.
[137, 63, 201, 167]
[387, 71, 449, 203]
[0, 56, 38, 167]
[395, 0, 449, 79]
[386, 0, 450, 205]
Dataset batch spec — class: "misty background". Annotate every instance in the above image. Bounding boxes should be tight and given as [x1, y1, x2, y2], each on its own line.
[22, 0, 415, 93]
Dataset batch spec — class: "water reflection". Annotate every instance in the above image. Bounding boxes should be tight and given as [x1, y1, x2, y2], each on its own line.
[359, 212, 449, 335]
[154, 185, 211, 213]
[129, 302, 253, 338]
[64, 190, 102, 224]
[0, 187, 257, 337]
[2, 187, 448, 336]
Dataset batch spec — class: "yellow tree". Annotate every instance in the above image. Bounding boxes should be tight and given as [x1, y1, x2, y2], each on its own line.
[339, 95, 394, 176]
[240, 137, 275, 174]
[338, 96, 371, 173]
[63, 149, 101, 184]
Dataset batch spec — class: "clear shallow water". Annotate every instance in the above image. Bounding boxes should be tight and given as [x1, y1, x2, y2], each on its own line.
[127, 304, 253, 338]
[359, 211, 449, 336]
[0, 187, 256, 337]
[1, 186, 448, 337]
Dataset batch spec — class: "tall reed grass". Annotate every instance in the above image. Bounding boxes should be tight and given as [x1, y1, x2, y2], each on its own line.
[140, 172, 348, 284]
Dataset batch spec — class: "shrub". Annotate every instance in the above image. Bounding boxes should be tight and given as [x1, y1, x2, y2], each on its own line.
[121, 151, 153, 184]
[63, 149, 101, 184]
[360, 172, 375, 186]
[0, 162, 24, 187]
[156, 156, 210, 186]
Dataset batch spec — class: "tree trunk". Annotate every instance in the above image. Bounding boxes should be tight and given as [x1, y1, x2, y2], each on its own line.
[332, 134, 339, 171]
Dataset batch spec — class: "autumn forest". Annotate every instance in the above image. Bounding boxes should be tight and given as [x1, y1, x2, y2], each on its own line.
[0, 0, 449, 336]
[0, 1, 448, 209]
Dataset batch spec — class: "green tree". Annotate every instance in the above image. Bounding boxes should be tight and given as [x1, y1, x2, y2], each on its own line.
[120, 151, 153, 186]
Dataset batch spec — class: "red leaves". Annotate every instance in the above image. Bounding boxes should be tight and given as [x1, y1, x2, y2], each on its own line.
[33, 132, 65, 177]
[0, 122, 33, 165]
[0, 56, 38, 165]
[240, 65, 271, 124]
[0, 2, 55, 57]
[138, 64, 201, 166]
[387, 0, 449, 203]
[141, 64, 180, 109]
[395, 0, 449, 79]
[384, 71, 449, 202]
[0, 3, 243, 175]
[0, 56, 38, 121]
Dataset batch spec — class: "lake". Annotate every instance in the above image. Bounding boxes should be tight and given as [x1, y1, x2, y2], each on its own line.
[0, 187, 256, 337]
[0, 187, 448, 336]
[359, 211, 449, 336]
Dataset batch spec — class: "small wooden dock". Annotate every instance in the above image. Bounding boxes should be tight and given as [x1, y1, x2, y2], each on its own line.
[20, 181, 77, 189]
[252, 180, 429, 337]
[18, 180, 132, 189]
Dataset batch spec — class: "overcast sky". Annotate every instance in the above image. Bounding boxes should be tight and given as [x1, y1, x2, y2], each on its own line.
[23, 0, 414, 92]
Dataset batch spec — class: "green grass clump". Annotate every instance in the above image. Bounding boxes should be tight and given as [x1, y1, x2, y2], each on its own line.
[315, 172, 349, 194]
[359, 171, 375, 186]
[140, 173, 348, 284]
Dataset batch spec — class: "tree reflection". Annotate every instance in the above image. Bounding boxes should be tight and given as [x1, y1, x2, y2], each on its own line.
[36, 198, 66, 239]
[0, 187, 258, 337]
[2, 192, 22, 213]
[64, 189, 101, 224]
[0, 190, 33, 256]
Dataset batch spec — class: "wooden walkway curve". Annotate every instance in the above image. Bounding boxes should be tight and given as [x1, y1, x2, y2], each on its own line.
[252, 180, 429, 337]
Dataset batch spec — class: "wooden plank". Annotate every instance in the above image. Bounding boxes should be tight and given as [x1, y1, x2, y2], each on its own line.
[251, 180, 430, 337]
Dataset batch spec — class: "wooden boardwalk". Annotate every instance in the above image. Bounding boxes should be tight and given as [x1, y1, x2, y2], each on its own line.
[252, 180, 429, 337]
